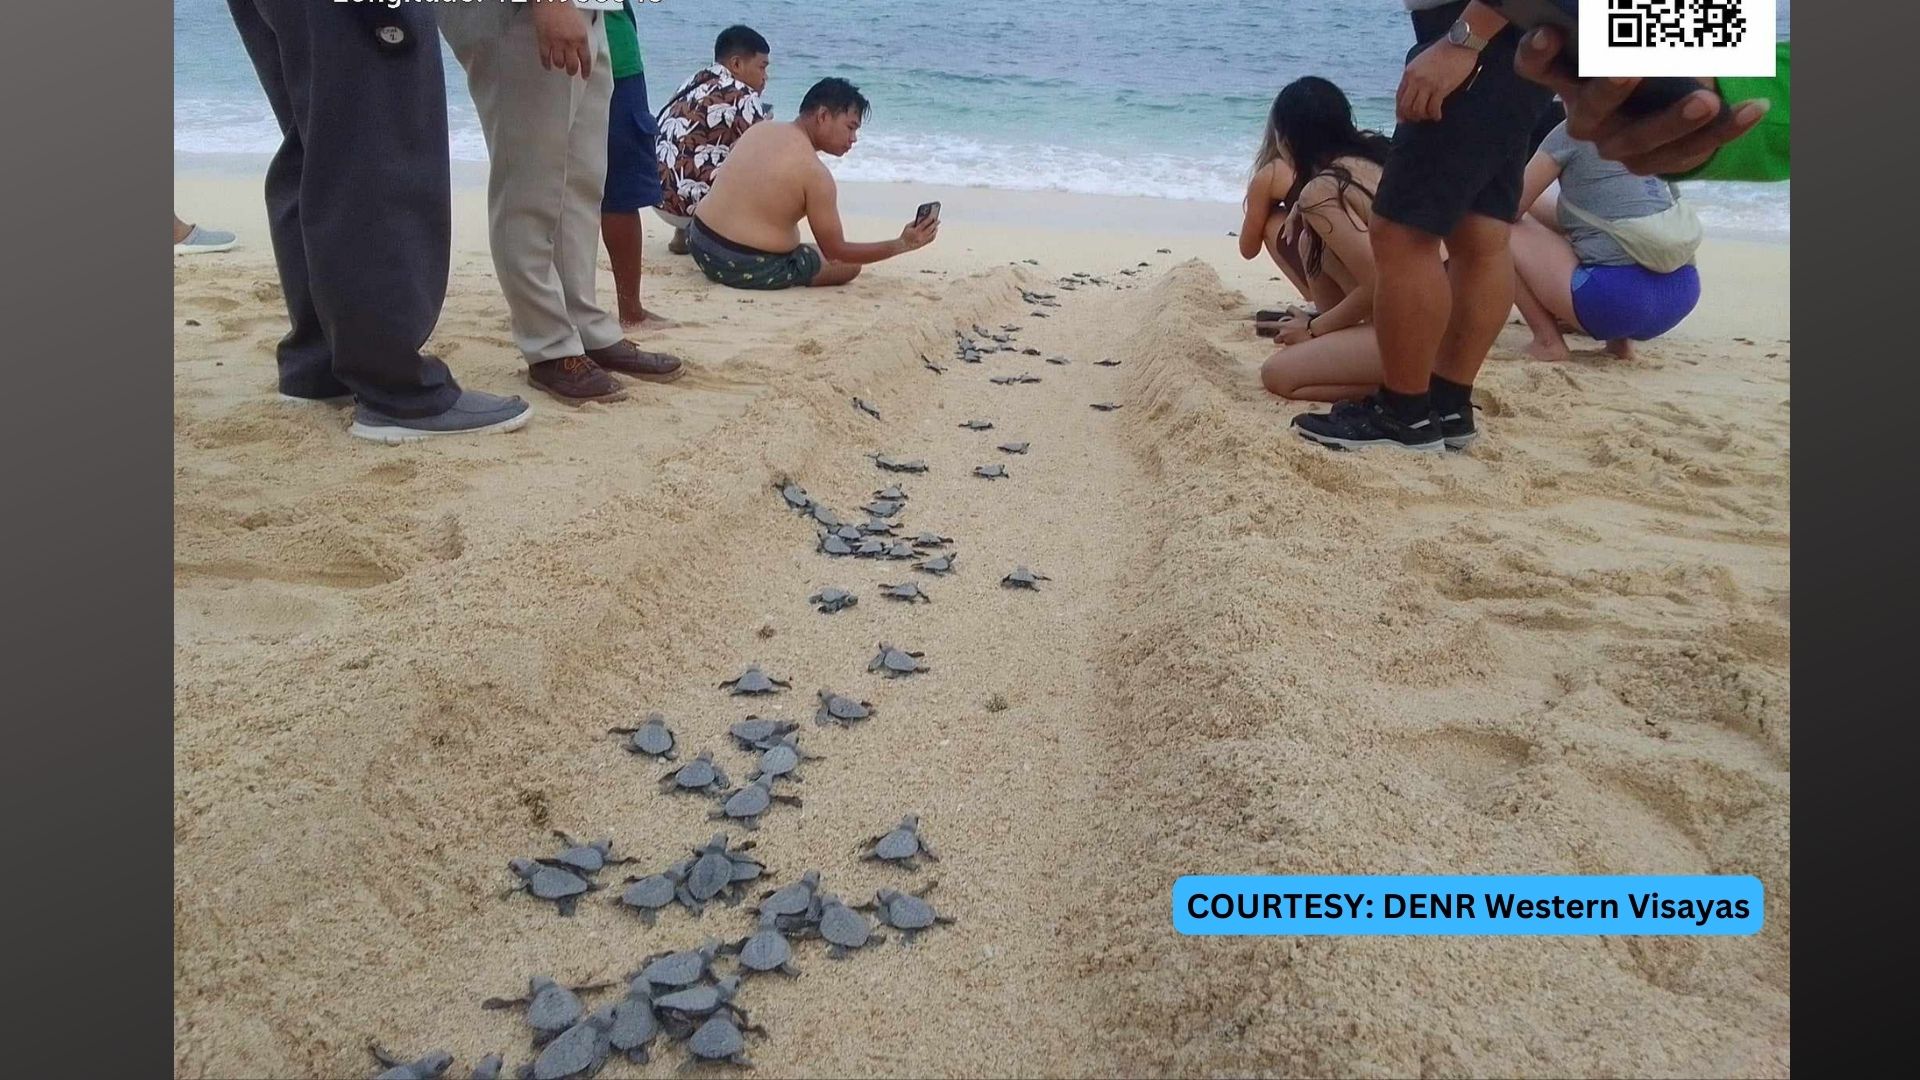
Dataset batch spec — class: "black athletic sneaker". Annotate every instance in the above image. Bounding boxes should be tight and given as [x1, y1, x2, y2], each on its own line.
[1291, 397, 1445, 452]
[1438, 403, 1480, 450]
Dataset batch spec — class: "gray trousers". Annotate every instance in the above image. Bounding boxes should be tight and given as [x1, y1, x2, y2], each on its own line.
[225, 0, 461, 418]
[441, 6, 622, 364]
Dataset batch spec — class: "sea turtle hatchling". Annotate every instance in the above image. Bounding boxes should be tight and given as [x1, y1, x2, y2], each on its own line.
[725, 912, 802, 978]
[775, 480, 813, 512]
[973, 464, 1010, 480]
[859, 517, 898, 536]
[869, 453, 930, 474]
[756, 869, 824, 923]
[869, 643, 931, 677]
[369, 1044, 453, 1080]
[659, 750, 731, 796]
[1095, 358, 1122, 367]
[819, 533, 855, 557]
[864, 499, 905, 518]
[809, 587, 858, 614]
[815, 690, 874, 727]
[518, 1004, 615, 1080]
[471, 1055, 505, 1080]
[914, 554, 958, 576]
[959, 419, 994, 431]
[1019, 348, 1042, 357]
[685, 1015, 756, 1070]
[922, 354, 946, 374]
[608, 992, 660, 1065]
[809, 504, 845, 528]
[880, 542, 918, 560]
[853, 397, 881, 420]
[681, 833, 766, 906]
[615, 867, 683, 926]
[653, 976, 758, 1039]
[997, 442, 1029, 455]
[810, 893, 885, 959]
[1001, 566, 1051, 590]
[711, 775, 804, 830]
[909, 532, 952, 549]
[858, 884, 957, 944]
[1090, 402, 1123, 411]
[504, 859, 599, 917]
[861, 814, 941, 870]
[1044, 355, 1071, 365]
[854, 537, 890, 558]
[481, 976, 609, 1047]
[608, 713, 677, 760]
[718, 666, 791, 696]
[729, 717, 798, 752]
[834, 524, 867, 542]
[879, 581, 932, 604]
[632, 940, 724, 992]
[873, 485, 909, 502]
[543, 832, 634, 875]
[750, 733, 822, 782]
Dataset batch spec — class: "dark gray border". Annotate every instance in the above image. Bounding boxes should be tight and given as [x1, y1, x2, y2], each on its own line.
[7, 0, 173, 1073]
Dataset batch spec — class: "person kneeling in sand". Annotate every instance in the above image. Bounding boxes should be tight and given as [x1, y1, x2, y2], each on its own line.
[1236, 77, 1392, 403]
[688, 78, 938, 289]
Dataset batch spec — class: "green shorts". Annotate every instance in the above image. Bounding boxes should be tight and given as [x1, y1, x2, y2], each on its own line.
[687, 216, 824, 290]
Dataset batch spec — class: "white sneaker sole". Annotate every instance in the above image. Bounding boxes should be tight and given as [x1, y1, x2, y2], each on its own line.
[1295, 427, 1445, 453]
[175, 241, 238, 256]
[349, 408, 532, 445]
[278, 393, 354, 407]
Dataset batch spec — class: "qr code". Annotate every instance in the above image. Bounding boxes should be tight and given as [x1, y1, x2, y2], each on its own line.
[1607, 0, 1748, 48]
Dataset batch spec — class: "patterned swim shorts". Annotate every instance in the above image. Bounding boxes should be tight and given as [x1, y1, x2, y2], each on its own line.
[687, 216, 824, 290]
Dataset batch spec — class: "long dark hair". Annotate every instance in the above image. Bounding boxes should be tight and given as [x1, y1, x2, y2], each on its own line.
[1253, 77, 1392, 274]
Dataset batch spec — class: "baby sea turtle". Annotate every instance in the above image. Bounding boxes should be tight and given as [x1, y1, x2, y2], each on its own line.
[864, 499, 904, 518]
[482, 976, 608, 1046]
[870, 453, 930, 474]
[680, 833, 767, 908]
[910, 532, 952, 548]
[718, 666, 791, 696]
[914, 554, 958, 576]
[812, 894, 885, 958]
[1030, 311, 1051, 318]
[1019, 348, 1042, 357]
[997, 441, 1029, 455]
[882, 542, 919, 560]
[861, 814, 941, 870]
[809, 504, 845, 528]
[608, 992, 660, 1065]
[751, 733, 822, 782]
[632, 940, 724, 991]
[757, 869, 824, 923]
[973, 464, 1010, 480]
[834, 523, 867, 541]
[1095, 358, 1122, 367]
[775, 480, 812, 512]
[504, 859, 598, 917]
[1090, 402, 1123, 411]
[608, 713, 677, 760]
[616, 867, 683, 926]
[1001, 566, 1051, 590]
[870, 643, 931, 677]
[471, 1055, 505, 1080]
[659, 750, 731, 796]
[685, 1015, 756, 1070]
[854, 537, 890, 558]
[860, 517, 898, 536]
[879, 581, 932, 605]
[519, 1004, 615, 1080]
[922, 355, 946, 374]
[989, 375, 1019, 386]
[369, 1044, 453, 1080]
[729, 717, 798, 752]
[544, 832, 633, 875]
[959, 419, 994, 431]
[1044, 355, 1071, 365]
[711, 775, 804, 830]
[726, 912, 802, 978]
[853, 397, 881, 420]
[809, 587, 858, 614]
[815, 690, 874, 727]
[873, 484, 909, 501]
[859, 884, 957, 944]
[819, 533, 855, 557]
[654, 976, 757, 1040]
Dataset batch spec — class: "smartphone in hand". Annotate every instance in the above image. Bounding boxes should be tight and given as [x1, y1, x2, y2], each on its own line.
[1487, 0, 1731, 120]
[913, 201, 942, 228]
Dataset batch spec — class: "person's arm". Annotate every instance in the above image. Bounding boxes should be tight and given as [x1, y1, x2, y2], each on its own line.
[1238, 161, 1293, 261]
[1516, 27, 1782, 180]
[1398, 1, 1510, 122]
[1273, 177, 1371, 343]
[804, 168, 936, 265]
[1517, 149, 1563, 218]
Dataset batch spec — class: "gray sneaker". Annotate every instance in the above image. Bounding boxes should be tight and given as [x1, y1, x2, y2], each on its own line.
[174, 225, 238, 256]
[349, 390, 532, 444]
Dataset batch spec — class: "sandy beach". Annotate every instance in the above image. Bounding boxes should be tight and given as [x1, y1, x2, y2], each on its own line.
[174, 165, 1790, 1078]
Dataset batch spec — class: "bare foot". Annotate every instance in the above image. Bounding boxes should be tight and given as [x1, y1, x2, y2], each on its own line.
[1605, 339, 1637, 360]
[1524, 337, 1574, 363]
[619, 307, 678, 331]
[668, 229, 690, 256]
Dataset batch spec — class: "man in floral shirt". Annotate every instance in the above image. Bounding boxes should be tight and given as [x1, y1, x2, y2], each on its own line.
[654, 25, 772, 254]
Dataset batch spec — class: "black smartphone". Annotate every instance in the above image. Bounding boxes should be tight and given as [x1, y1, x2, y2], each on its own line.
[913, 201, 941, 227]
[1487, 0, 1734, 121]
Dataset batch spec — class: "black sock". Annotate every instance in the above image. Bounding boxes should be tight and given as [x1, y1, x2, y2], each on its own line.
[1430, 375, 1473, 414]
[1379, 387, 1431, 423]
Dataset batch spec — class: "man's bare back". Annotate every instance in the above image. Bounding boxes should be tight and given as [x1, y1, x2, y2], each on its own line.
[694, 122, 825, 253]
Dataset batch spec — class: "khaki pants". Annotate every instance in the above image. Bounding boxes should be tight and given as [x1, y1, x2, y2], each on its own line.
[442, 6, 621, 364]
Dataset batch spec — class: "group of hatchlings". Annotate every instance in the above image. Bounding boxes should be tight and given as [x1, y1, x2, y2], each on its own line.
[372, 305, 1122, 1079]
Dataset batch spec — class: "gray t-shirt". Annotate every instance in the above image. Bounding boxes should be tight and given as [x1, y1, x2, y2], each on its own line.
[1541, 121, 1681, 266]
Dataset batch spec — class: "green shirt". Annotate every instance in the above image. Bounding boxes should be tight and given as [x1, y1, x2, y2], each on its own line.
[607, 0, 644, 81]
[1674, 40, 1790, 183]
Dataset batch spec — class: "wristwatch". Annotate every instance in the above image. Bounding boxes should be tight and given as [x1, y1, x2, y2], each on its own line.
[1446, 18, 1490, 52]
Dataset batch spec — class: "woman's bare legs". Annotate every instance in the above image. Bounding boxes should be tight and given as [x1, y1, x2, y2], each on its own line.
[1510, 215, 1583, 362]
[1262, 212, 1312, 299]
[1260, 324, 1383, 402]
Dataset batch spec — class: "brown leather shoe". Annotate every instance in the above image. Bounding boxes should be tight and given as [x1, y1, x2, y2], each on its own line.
[528, 355, 629, 404]
[585, 339, 686, 383]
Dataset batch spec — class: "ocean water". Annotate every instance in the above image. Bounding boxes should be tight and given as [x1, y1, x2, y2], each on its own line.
[174, 0, 1789, 237]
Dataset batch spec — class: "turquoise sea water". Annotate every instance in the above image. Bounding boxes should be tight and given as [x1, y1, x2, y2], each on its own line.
[174, 0, 1789, 236]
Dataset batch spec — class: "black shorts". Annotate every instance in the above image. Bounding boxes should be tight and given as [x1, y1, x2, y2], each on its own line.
[1372, 1, 1555, 238]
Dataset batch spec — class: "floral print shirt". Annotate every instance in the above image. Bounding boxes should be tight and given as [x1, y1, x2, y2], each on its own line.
[655, 65, 772, 219]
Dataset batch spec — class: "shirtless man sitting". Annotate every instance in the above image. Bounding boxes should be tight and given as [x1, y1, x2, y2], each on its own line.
[688, 78, 939, 289]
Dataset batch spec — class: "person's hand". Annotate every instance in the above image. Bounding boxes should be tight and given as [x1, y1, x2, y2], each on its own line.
[1275, 315, 1314, 346]
[900, 217, 939, 252]
[531, 1, 593, 79]
[1280, 203, 1305, 248]
[1398, 41, 1480, 122]
[1516, 25, 1770, 176]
